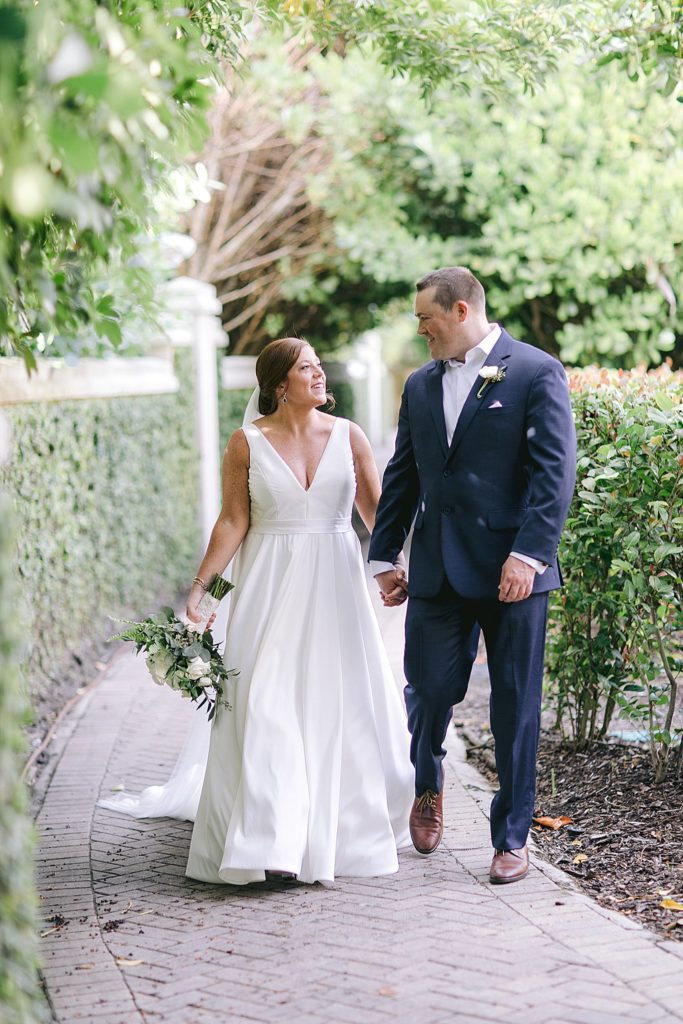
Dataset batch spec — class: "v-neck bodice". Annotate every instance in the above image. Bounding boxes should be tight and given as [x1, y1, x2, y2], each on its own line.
[242, 417, 356, 534]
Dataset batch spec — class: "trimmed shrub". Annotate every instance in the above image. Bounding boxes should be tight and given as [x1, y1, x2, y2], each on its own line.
[0, 492, 47, 1024]
[546, 366, 683, 781]
[0, 354, 200, 703]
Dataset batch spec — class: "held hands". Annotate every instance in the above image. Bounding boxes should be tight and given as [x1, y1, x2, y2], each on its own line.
[498, 555, 536, 603]
[377, 557, 409, 608]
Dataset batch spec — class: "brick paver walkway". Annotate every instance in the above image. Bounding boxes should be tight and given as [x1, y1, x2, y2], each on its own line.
[35, 586, 683, 1024]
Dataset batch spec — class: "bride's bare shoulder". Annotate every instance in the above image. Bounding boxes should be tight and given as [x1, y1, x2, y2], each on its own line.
[224, 428, 250, 465]
[347, 420, 373, 457]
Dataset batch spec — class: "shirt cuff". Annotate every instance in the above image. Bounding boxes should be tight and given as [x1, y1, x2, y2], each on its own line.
[370, 560, 399, 577]
[511, 551, 548, 575]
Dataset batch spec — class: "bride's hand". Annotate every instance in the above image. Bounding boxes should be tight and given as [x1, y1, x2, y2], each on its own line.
[186, 582, 204, 624]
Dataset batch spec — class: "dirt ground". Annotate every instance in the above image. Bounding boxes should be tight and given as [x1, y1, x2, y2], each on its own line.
[457, 659, 683, 942]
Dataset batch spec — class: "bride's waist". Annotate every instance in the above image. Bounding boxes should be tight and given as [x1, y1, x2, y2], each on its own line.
[249, 515, 353, 535]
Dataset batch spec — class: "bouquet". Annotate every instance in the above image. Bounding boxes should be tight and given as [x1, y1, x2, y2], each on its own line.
[110, 576, 237, 720]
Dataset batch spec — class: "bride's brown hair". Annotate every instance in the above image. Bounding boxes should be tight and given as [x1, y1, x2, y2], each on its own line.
[255, 337, 335, 415]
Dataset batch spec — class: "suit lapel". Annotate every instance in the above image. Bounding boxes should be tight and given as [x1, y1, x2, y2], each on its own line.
[446, 330, 514, 461]
[426, 360, 449, 458]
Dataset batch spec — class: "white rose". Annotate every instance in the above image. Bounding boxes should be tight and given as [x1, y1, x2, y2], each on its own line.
[479, 365, 499, 380]
[198, 677, 211, 690]
[147, 649, 174, 685]
[186, 655, 208, 680]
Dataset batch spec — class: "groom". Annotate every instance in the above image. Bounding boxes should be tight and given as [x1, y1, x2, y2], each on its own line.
[369, 267, 576, 884]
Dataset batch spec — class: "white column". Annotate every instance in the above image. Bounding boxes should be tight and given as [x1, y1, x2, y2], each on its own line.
[363, 330, 384, 446]
[162, 276, 227, 550]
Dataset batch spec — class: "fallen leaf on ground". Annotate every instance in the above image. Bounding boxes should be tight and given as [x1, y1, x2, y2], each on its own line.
[660, 898, 683, 911]
[110, 785, 125, 792]
[378, 987, 396, 997]
[75, 964, 94, 971]
[116, 958, 145, 967]
[134, 909, 154, 916]
[533, 815, 573, 830]
[572, 853, 589, 864]
[39, 927, 60, 938]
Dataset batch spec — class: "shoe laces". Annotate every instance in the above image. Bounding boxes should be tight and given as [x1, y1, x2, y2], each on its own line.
[416, 790, 438, 811]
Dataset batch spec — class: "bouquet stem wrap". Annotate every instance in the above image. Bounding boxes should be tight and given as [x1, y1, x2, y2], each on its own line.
[189, 575, 234, 633]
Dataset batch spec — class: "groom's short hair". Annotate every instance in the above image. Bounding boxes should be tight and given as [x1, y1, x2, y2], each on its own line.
[416, 267, 485, 312]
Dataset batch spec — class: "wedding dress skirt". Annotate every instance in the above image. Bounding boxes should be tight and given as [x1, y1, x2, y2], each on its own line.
[101, 417, 414, 885]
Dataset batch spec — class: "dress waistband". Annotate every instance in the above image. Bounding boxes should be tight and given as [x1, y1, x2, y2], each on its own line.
[250, 516, 353, 535]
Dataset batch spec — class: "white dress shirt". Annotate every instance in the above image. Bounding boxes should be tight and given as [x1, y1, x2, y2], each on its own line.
[371, 325, 546, 578]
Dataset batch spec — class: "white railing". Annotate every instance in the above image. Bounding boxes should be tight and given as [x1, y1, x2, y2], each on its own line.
[0, 355, 178, 405]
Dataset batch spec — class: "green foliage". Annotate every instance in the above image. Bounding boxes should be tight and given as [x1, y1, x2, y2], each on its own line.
[546, 367, 683, 780]
[0, 492, 47, 1024]
[0, 352, 200, 703]
[590, 0, 683, 95]
[218, 387, 254, 454]
[0, 0, 577, 369]
[275, 47, 683, 366]
[0, 0, 231, 367]
[271, 0, 582, 95]
[3, 0, 680, 370]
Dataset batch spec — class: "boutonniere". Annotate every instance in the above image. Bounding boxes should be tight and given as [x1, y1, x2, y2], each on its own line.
[476, 364, 506, 399]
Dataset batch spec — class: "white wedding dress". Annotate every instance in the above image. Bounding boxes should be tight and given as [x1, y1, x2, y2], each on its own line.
[102, 415, 413, 885]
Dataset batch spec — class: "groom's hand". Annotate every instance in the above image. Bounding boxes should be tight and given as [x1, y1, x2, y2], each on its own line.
[376, 568, 408, 607]
[498, 555, 536, 603]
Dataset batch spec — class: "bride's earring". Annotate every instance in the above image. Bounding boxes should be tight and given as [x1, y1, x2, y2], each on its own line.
[282, 394, 288, 404]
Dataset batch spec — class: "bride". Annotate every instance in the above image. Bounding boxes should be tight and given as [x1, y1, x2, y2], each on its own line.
[102, 337, 414, 885]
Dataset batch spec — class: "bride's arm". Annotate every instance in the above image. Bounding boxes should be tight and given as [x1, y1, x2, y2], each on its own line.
[187, 429, 250, 622]
[350, 422, 408, 587]
[349, 421, 383, 535]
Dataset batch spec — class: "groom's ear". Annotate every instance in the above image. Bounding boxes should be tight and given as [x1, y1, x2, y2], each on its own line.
[451, 300, 468, 322]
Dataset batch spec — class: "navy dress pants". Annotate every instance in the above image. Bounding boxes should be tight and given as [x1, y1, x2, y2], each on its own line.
[404, 578, 548, 852]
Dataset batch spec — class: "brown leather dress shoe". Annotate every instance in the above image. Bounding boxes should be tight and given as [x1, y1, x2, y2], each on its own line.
[489, 846, 529, 884]
[409, 788, 444, 855]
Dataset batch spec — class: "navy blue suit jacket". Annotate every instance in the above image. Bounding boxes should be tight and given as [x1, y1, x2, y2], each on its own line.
[368, 329, 577, 599]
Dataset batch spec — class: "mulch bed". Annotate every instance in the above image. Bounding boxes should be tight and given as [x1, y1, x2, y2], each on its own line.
[457, 664, 683, 942]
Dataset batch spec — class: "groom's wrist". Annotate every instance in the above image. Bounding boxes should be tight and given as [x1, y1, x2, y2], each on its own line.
[370, 559, 396, 577]
[510, 551, 547, 574]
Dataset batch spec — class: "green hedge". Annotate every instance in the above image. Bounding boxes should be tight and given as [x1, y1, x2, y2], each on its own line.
[547, 366, 683, 781]
[0, 491, 46, 1024]
[218, 387, 254, 453]
[0, 353, 200, 702]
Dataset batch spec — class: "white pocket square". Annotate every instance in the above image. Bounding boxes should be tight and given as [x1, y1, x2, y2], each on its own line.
[488, 400, 503, 409]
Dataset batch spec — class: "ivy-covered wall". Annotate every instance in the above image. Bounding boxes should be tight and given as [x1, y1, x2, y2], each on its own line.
[0, 492, 46, 1024]
[0, 354, 200, 703]
[218, 387, 254, 452]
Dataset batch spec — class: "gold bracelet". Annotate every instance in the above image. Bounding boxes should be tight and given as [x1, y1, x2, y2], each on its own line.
[192, 576, 209, 591]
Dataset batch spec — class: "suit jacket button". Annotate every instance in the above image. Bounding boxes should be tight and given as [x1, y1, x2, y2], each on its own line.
[442, 506, 453, 515]
[443, 469, 452, 477]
